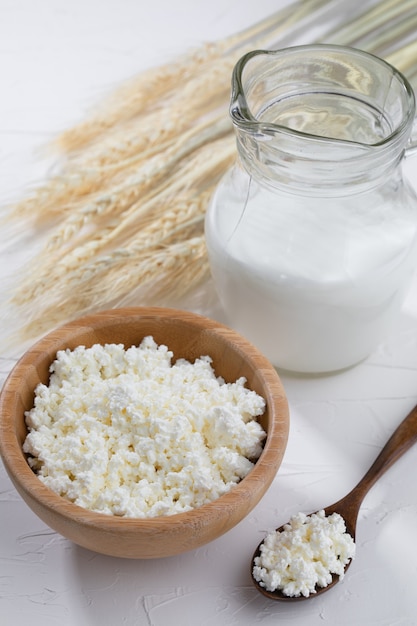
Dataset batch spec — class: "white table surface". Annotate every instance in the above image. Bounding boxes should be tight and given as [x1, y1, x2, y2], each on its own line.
[1, 1, 417, 625]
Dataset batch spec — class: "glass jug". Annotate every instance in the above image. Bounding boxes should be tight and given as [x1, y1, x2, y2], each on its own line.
[205, 45, 417, 373]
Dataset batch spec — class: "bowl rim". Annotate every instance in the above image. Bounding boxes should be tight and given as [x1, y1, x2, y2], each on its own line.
[0, 306, 289, 530]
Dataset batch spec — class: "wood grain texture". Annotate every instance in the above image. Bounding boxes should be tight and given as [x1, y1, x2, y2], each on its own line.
[0, 307, 289, 558]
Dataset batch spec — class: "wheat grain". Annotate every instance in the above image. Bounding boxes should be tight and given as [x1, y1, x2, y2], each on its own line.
[12, 133, 234, 296]
[31, 131, 234, 273]
[12, 133, 234, 309]
[47, 120, 230, 250]
[81, 235, 209, 307]
[56, 42, 229, 153]
[70, 72, 232, 170]
[54, 0, 322, 154]
[11, 111, 231, 232]
[30, 191, 209, 300]
[16, 235, 209, 342]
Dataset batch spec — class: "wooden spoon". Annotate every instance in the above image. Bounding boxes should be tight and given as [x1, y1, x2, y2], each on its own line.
[251, 403, 417, 600]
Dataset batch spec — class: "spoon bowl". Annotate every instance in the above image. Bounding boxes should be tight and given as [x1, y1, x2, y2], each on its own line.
[251, 403, 417, 600]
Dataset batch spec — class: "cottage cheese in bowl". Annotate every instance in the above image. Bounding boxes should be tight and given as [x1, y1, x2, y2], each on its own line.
[23, 336, 267, 518]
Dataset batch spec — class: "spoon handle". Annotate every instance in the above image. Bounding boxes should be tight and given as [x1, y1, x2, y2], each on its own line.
[354, 403, 417, 496]
[330, 403, 417, 520]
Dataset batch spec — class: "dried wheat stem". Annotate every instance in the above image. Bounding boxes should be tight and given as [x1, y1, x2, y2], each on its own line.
[55, 0, 327, 154]
[86, 1, 337, 164]
[17, 235, 209, 341]
[70, 72, 233, 170]
[55, 42, 229, 153]
[41, 118, 232, 254]
[55, 39, 237, 154]
[10, 106, 228, 224]
[41, 194, 210, 303]
[43, 133, 231, 273]
[82, 235, 209, 308]
[323, 0, 416, 48]
[10, 110, 231, 231]
[361, 11, 417, 57]
[387, 40, 417, 77]
[13, 136, 235, 305]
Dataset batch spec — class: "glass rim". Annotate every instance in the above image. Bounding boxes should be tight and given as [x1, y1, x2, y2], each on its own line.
[230, 44, 416, 151]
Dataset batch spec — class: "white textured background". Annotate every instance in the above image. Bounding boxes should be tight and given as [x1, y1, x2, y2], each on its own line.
[1, 1, 417, 625]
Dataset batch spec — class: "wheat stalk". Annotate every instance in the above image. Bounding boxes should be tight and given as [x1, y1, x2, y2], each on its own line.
[387, 40, 417, 77]
[323, 0, 416, 47]
[55, 0, 331, 154]
[69, 72, 232, 170]
[46, 117, 232, 250]
[17, 235, 209, 342]
[55, 43, 228, 154]
[96, 235, 210, 305]
[13, 136, 235, 307]
[10, 0, 335, 226]
[16, 189, 209, 304]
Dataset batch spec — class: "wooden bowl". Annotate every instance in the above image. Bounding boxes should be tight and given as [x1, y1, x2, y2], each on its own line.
[0, 307, 289, 558]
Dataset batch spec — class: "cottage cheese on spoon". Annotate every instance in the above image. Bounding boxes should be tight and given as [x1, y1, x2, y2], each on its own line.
[252, 510, 356, 597]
